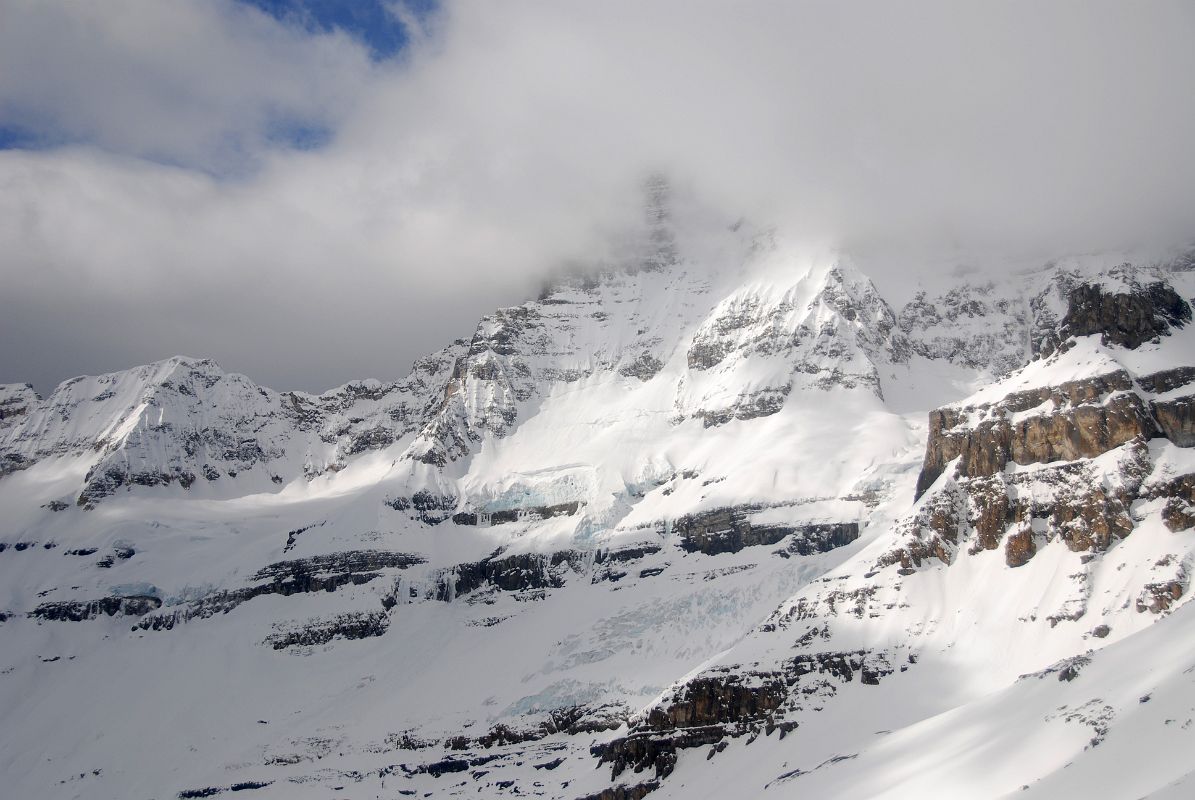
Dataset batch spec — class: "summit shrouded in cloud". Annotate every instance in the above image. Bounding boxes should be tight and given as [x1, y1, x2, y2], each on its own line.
[1, 0, 1194, 393]
[3, 7, 1195, 798]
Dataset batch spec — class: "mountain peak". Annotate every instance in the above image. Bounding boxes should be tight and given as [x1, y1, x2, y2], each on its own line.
[2, 248, 1194, 800]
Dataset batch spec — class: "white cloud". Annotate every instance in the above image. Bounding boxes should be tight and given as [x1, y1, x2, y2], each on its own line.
[2, 0, 1194, 393]
[0, 0, 373, 168]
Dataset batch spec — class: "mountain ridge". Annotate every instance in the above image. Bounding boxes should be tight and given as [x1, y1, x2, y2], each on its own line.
[1, 238, 1193, 799]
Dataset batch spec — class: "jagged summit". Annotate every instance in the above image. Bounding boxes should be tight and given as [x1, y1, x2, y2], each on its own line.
[3, 247, 1190, 509]
[0, 243, 1193, 800]
[0, 345, 465, 504]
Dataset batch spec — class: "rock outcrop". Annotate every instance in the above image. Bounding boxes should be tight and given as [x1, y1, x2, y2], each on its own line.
[680, 261, 907, 424]
[136, 551, 423, 631]
[0, 350, 466, 506]
[264, 611, 389, 649]
[595, 649, 893, 781]
[3, 252, 1195, 800]
[31, 594, 162, 622]
[915, 370, 1156, 497]
[435, 550, 587, 601]
[673, 506, 859, 556]
[905, 367, 1179, 572]
[1059, 280, 1191, 349]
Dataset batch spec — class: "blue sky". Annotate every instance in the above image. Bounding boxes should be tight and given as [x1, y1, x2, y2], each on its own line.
[2, 1, 1193, 395]
[0, 125, 55, 151]
[242, 0, 439, 155]
[241, 0, 434, 60]
[0, 0, 436, 160]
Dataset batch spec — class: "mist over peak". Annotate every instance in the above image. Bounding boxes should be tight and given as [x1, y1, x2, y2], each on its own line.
[2, 0, 1194, 394]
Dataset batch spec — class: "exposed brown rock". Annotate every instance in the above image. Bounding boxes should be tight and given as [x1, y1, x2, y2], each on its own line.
[1152, 395, 1195, 447]
[1004, 530, 1037, 568]
[642, 675, 787, 733]
[1136, 580, 1185, 614]
[1162, 499, 1195, 532]
[969, 477, 1011, 552]
[1144, 474, 1195, 532]
[898, 428, 1151, 573]
[876, 485, 964, 571]
[915, 371, 1153, 498]
[910, 358, 1192, 569]
[595, 650, 892, 782]
[1052, 486, 1134, 551]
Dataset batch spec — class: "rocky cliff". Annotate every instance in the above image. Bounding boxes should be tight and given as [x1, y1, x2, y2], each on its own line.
[1, 240, 1194, 800]
[586, 262, 1195, 798]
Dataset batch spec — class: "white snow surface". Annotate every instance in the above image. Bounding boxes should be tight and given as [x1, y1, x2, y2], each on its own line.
[1, 235, 1194, 799]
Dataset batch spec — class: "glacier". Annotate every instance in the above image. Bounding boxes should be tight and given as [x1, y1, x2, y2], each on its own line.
[1, 210, 1194, 799]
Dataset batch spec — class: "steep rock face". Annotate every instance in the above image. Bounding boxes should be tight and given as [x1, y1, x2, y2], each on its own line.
[684, 266, 899, 379]
[1147, 473, 1195, 532]
[915, 370, 1155, 497]
[880, 356, 1194, 645]
[596, 648, 895, 781]
[30, 594, 162, 622]
[581, 264, 1195, 799]
[134, 550, 424, 631]
[3, 249, 1195, 800]
[408, 305, 553, 466]
[679, 262, 906, 424]
[405, 180, 695, 467]
[434, 550, 587, 601]
[0, 383, 39, 477]
[914, 268, 1195, 496]
[898, 261, 1192, 376]
[1153, 395, 1195, 447]
[1060, 280, 1191, 349]
[451, 500, 583, 526]
[303, 342, 467, 461]
[895, 263, 1086, 376]
[0, 383, 37, 427]
[896, 439, 1151, 572]
[264, 611, 390, 650]
[899, 280, 1036, 376]
[0, 347, 464, 505]
[672, 506, 859, 556]
[406, 249, 913, 469]
[1139, 366, 1195, 447]
[905, 357, 1192, 575]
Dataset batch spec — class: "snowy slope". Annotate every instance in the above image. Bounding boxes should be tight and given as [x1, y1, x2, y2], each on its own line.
[0, 345, 464, 508]
[1, 210, 1193, 800]
[636, 325, 1195, 800]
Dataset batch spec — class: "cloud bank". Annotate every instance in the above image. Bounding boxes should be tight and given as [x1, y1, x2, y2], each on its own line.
[2, 0, 1194, 393]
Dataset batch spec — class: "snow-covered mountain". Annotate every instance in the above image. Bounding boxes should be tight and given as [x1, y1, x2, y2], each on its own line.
[2, 201, 1194, 799]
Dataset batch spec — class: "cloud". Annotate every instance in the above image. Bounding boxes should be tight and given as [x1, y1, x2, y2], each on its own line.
[0, 0, 373, 169]
[2, 0, 1194, 394]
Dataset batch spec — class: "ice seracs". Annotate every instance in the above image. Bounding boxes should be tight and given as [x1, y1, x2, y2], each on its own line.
[0, 235, 1192, 799]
